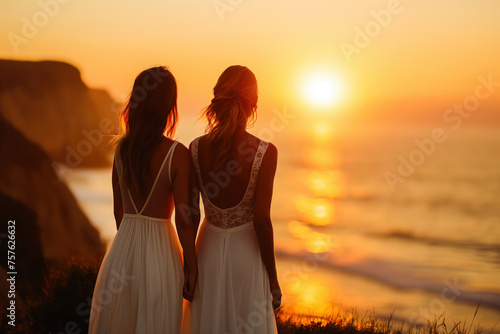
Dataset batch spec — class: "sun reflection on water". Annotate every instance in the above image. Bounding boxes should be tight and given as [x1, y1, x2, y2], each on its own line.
[287, 220, 340, 253]
[308, 170, 344, 198]
[306, 233, 340, 253]
[308, 147, 338, 168]
[282, 129, 347, 318]
[314, 204, 327, 218]
[313, 122, 332, 140]
[294, 196, 335, 226]
[284, 275, 337, 316]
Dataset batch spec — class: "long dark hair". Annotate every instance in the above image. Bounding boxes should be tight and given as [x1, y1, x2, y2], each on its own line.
[204, 65, 258, 171]
[115, 66, 178, 198]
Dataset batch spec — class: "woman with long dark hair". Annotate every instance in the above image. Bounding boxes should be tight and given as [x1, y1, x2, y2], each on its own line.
[184, 65, 281, 333]
[89, 66, 197, 333]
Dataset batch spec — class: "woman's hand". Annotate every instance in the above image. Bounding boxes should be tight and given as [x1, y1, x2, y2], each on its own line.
[270, 279, 282, 310]
[183, 263, 198, 302]
[171, 144, 199, 302]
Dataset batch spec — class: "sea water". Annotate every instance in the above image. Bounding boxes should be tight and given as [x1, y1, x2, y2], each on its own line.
[65, 124, 500, 331]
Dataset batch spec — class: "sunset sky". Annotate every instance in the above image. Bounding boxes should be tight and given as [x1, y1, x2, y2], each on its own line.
[1, 0, 499, 123]
[2, 2, 500, 327]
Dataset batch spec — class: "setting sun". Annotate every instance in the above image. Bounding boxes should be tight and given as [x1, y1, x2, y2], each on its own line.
[2, 0, 499, 331]
[303, 73, 343, 107]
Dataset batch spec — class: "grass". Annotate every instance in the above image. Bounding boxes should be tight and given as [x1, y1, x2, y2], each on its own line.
[0, 256, 489, 334]
[1, 255, 104, 334]
[275, 307, 487, 334]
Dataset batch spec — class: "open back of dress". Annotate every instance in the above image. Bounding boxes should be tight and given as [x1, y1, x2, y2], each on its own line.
[184, 137, 278, 334]
[90, 142, 184, 334]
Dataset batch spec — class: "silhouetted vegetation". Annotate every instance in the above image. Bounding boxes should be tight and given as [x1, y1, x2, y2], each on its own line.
[0, 256, 486, 334]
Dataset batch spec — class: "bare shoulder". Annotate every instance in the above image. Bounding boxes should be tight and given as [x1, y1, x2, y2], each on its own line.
[172, 141, 190, 162]
[264, 142, 278, 155]
[262, 140, 277, 157]
[262, 142, 278, 170]
[243, 132, 262, 147]
[169, 142, 192, 184]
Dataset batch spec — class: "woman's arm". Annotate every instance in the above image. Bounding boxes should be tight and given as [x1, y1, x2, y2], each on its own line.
[188, 142, 201, 233]
[171, 144, 198, 301]
[253, 143, 281, 309]
[112, 160, 124, 230]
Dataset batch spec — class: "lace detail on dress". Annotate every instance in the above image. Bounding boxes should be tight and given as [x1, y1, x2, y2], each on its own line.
[192, 137, 269, 229]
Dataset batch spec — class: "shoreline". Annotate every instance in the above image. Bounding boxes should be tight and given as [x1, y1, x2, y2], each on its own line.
[276, 258, 500, 334]
[2, 255, 496, 334]
[62, 167, 500, 334]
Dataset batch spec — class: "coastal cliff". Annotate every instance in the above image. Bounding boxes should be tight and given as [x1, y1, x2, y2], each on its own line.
[0, 114, 105, 262]
[0, 59, 118, 167]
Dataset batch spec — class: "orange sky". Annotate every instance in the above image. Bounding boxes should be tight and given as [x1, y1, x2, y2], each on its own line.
[1, 0, 499, 123]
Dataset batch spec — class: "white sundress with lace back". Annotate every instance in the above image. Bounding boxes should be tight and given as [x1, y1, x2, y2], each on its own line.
[89, 141, 184, 334]
[183, 137, 278, 334]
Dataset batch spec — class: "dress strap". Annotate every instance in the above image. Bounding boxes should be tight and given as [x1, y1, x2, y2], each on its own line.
[115, 151, 140, 215]
[194, 138, 269, 211]
[245, 140, 269, 195]
[191, 137, 206, 197]
[122, 141, 177, 215]
[251, 141, 269, 172]
[127, 188, 139, 214]
[116, 152, 139, 214]
[138, 141, 178, 214]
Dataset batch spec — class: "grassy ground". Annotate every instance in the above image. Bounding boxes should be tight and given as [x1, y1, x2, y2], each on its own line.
[275, 308, 485, 334]
[0, 256, 487, 334]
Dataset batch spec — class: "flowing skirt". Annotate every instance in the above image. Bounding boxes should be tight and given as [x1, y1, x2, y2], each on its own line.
[183, 220, 277, 334]
[89, 214, 183, 334]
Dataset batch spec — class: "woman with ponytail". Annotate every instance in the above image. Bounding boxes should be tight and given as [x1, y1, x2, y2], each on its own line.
[184, 65, 281, 333]
[89, 66, 198, 334]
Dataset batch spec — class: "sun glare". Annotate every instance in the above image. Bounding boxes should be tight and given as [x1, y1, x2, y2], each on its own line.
[303, 73, 342, 107]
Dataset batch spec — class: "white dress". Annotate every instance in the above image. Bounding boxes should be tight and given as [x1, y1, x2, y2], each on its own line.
[89, 142, 184, 334]
[183, 138, 278, 334]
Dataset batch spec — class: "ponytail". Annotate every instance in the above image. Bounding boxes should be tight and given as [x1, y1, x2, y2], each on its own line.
[203, 66, 258, 171]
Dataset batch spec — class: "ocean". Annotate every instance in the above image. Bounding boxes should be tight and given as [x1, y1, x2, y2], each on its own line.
[64, 121, 500, 331]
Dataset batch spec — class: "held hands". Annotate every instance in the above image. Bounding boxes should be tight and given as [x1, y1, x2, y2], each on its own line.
[270, 279, 282, 310]
[183, 262, 198, 302]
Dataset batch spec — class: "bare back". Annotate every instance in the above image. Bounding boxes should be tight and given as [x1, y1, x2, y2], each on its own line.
[115, 138, 177, 219]
[191, 131, 271, 229]
[196, 131, 261, 208]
